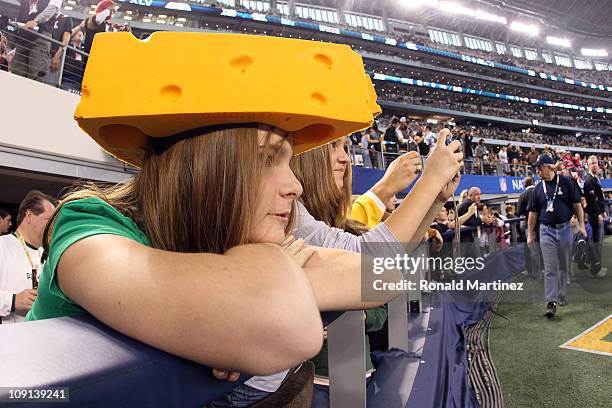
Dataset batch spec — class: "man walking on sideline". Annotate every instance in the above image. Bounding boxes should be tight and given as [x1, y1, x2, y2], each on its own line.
[528, 155, 585, 318]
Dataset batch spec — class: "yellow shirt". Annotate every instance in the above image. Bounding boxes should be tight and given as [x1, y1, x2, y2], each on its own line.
[351, 191, 386, 229]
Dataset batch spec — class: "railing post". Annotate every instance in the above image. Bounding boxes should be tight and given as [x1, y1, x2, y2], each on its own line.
[511, 222, 518, 246]
[377, 151, 385, 170]
[327, 311, 367, 408]
[58, 45, 67, 88]
[488, 227, 497, 253]
[387, 294, 409, 351]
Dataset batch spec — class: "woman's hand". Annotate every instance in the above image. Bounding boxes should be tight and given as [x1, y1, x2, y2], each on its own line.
[371, 151, 421, 202]
[212, 368, 241, 382]
[281, 236, 316, 267]
[436, 171, 461, 203]
[422, 129, 463, 194]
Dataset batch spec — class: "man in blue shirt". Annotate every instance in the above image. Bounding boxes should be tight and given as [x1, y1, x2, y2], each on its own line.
[527, 155, 586, 318]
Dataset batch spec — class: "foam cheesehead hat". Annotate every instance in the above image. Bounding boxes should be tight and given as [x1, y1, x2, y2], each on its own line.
[74, 32, 381, 167]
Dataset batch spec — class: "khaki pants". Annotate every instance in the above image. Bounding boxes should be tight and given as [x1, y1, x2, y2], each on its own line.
[11, 34, 51, 81]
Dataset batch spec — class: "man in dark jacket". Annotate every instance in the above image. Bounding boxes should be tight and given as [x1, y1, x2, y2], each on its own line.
[12, 0, 62, 80]
[583, 155, 607, 277]
[456, 187, 482, 257]
[517, 176, 541, 278]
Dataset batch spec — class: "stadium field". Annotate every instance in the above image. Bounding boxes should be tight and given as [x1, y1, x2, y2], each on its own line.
[490, 237, 612, 408]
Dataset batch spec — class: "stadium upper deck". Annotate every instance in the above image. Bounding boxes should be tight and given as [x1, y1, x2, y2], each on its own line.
[48, 0, 612, 95]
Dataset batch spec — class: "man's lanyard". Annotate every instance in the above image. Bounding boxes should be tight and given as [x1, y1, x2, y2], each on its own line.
[542, 176, 560, 201]
[14, 232, 38, 289]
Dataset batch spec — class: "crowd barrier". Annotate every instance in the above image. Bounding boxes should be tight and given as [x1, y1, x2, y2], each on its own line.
[1, 20, 88, 92]
[0, 217, 527, 407]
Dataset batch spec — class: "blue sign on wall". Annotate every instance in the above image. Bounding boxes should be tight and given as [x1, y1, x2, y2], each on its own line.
[352, 167, 612, 196]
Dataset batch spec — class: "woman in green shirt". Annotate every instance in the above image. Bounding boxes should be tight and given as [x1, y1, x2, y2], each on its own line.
[25, 31, 396, 380]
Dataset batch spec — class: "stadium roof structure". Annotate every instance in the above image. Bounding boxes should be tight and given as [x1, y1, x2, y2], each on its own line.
[302, 0, 610, 51]
[496, 0, 612, 39]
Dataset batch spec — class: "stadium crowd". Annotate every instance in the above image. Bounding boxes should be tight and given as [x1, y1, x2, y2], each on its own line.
[351, 116, 612, 179]
[376, 86, 611, 131]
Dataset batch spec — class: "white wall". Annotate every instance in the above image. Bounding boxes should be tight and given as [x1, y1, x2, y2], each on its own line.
[0, 71, 133, 182]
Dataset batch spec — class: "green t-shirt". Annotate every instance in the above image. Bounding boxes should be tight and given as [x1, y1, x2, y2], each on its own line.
[26, 197, 149, 321]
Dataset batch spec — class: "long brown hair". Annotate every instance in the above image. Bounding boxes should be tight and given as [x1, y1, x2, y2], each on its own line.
[44, 127, 288, 255]
[291, 140, 367, 235]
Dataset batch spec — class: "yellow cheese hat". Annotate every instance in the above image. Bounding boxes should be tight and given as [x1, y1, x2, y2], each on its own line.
[74, 32, 381, 166]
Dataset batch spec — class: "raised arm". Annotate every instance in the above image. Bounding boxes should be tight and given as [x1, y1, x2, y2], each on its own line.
[384, 129, 463, 242]
[56, 235, 323, 375]
[302, 247, 402, 311]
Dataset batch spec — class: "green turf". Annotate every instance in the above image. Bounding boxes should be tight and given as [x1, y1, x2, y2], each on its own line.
[489, 238, 612, 408]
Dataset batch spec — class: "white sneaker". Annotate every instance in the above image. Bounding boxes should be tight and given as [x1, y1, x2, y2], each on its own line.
[591, 267, 607, 278]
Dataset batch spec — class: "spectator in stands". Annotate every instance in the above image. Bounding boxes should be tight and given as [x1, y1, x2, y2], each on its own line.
[45, 13, 72, 87]
[12, 0, 62, 80]
[287, 134, 459, 404]
[477, 204, 502, 254]
[353, 131, 373, 169]
[583, 155, 607, 278]
[0, 190, 55, 324]
[60, 28, 84, 91]
[0, 32, 10, 72]
[398, 117, 410, 144]
[82, 0, 117, 64]
[473, 156, 482, 175]
[527, 146, 539, 166]
[528, 155, 585, 318]
[474, 139, 488, 161]
[511, 158, 525, 177]
[0, 208, 12, 234]
[458, 189, 468, 205]
[422, 125, 437, 155]
[461, 130, 474, 174]
[498, 145, 509, 173]
[383, 116, 402, 152]
[456, 187, 483, 257]
[25, 33, 395, 391]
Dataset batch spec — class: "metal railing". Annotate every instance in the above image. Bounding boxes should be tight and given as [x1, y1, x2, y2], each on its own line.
[349, 144, 543, 177]
[1, 20, 88, 93]
[325, 217, 525, 407]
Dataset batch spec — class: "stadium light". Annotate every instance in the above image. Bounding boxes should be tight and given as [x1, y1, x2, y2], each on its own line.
[439, 1, 474, 17]
[403, 0, 438, 8]
[434, 2, 505, 24]
[546, 36, 571, 48]
[511, 21, 539, 36]
[476, 9, 507, 24]
[581, 48, 608, 57]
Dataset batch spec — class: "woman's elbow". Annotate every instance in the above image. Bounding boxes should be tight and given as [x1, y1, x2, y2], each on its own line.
[260, 311, 323, 375]
[237, 303, 322, 375]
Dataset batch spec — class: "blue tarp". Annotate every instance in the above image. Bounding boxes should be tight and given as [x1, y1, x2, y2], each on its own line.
[367, 246, 525, 408]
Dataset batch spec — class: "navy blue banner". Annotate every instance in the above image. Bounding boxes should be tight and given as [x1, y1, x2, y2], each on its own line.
[352, 166, 612, 195]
